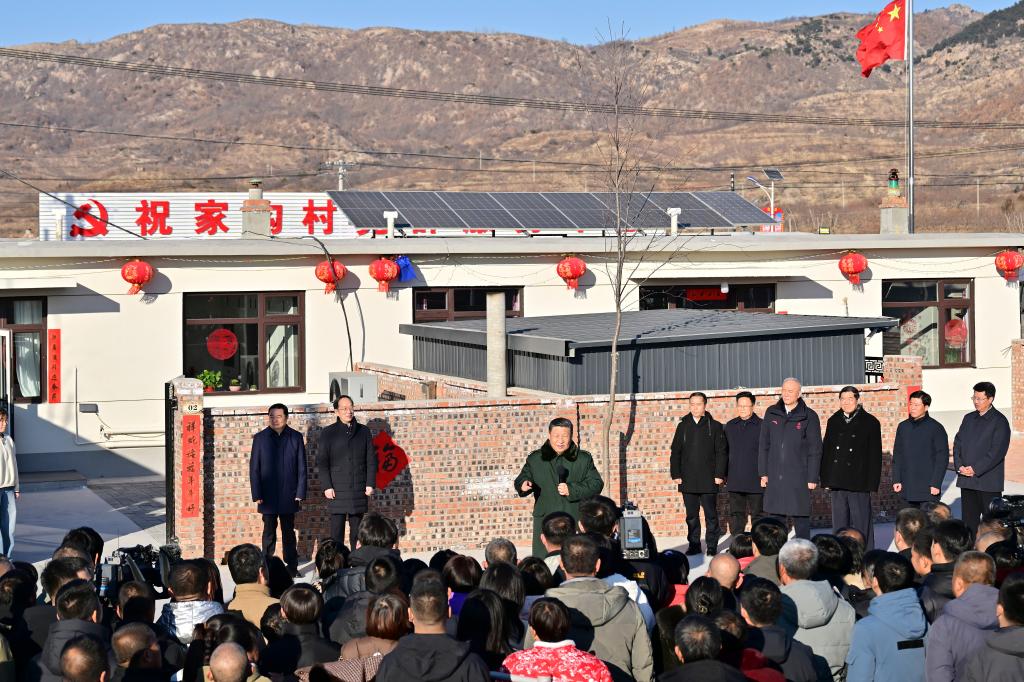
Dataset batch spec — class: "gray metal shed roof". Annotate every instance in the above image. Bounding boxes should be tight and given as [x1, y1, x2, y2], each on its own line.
[399, 309, 897, 357]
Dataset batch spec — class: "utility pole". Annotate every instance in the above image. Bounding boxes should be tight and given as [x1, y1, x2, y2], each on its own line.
[730, 173, 735, 191]
[320, 160, 350, 190]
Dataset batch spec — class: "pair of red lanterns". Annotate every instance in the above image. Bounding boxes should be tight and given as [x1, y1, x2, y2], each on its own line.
[314, 257, 400, 293]
[838, 249, 1024, 285]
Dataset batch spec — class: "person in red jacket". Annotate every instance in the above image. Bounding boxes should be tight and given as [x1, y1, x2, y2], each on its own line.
[502, 598, 612, 682]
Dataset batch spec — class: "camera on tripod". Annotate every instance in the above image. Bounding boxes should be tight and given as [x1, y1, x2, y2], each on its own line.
[620, 501, 650, 561]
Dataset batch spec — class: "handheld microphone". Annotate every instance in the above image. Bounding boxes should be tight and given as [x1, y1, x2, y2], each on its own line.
[557, 463, 569, 484]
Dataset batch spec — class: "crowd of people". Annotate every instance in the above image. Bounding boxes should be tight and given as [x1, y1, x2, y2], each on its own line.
[0, 498, 1022, 682]
[0, 374, 1018, 682]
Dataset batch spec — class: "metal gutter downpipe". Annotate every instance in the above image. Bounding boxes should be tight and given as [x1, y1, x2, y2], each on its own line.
[486, 291, 507, 397]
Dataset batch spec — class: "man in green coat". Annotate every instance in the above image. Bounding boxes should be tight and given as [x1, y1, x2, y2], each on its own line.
[515, 417, 605, 557]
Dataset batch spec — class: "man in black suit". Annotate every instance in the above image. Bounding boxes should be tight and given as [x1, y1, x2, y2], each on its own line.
[670, 392, 728, 556]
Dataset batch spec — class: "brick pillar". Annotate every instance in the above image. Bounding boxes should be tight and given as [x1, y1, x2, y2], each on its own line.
[1012, 341, 1024, 432]
[883, 355, 923, 396]
[171, 377, 205, 557]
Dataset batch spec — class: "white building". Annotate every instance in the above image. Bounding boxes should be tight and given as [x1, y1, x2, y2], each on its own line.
[1, 189, 1021, 476]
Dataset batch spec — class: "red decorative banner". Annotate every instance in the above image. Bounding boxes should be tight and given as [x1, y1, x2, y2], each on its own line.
[373, 431, 409, 490]
[181, 414, 201, 518]
[206, 328, 239, 361]
[685, 287, 727, 302]
[47, 330, 61, 404]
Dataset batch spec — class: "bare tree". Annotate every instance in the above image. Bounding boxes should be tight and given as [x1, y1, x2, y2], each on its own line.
[574, 30, 700, 487]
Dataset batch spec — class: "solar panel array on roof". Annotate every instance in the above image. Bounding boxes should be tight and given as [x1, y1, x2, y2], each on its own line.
[692, 192, 775, 225]
[326, 190, 774, 232]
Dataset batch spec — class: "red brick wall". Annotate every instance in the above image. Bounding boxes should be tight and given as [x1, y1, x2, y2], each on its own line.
[176, 359, 921, 559]
[354, 362, 549, 401]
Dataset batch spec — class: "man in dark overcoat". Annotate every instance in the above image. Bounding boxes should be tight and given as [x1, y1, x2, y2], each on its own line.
[515, 417, 604, 558]
[724, 391, 764, 536]
[317, 395, 377, 549]
[758, 378, 822, 540]
[250, 403, 307, 574]
[670, 392, 728, 556]
[954, 381, 1011, 536]
[892, 390, 949, 508]
[820, 386, 883, 549]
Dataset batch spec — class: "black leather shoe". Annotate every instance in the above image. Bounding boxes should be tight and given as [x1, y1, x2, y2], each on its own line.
[706, 548, 718, 556]
[685, 545, 702, 556]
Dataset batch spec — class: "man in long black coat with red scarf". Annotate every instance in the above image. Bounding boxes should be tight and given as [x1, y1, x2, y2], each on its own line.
[758, 378, 822, 540]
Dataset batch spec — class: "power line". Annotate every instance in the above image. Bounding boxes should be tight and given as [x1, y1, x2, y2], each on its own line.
[0, 167, 145, 239]
[4, 119, 1024, 182]
[3, 47, 1024, 131]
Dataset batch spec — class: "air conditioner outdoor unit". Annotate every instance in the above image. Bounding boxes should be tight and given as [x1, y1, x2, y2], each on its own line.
[328, 372, 378, 404]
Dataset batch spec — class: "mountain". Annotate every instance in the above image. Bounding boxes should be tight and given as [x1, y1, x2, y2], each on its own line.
[1, 3, 1022, 237]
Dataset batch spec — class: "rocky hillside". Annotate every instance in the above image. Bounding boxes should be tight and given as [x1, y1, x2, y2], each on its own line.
[1, 3, 1023, 235]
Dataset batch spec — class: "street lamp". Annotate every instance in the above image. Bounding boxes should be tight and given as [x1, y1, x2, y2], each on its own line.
[747, 168, 784, 217]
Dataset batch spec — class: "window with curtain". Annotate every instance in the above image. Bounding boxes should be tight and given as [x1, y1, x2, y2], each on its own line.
[0, 298, 46, 403]
[881, 279, 974, 368]
[183, 292, 304, 393]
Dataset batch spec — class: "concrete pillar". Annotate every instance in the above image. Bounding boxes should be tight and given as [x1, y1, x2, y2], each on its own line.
[880, 195, 909, 234]
[241, 179, 272, 238]
[486, 291, 507, 398]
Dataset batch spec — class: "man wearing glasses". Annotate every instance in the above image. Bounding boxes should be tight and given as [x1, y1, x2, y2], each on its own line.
[953, 382, 1010, 536]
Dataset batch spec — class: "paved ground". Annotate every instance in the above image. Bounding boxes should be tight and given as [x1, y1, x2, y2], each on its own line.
[87, 477, 167, 542]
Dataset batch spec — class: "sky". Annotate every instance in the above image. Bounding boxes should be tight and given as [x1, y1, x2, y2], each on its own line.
[0, 1, 1015, 46]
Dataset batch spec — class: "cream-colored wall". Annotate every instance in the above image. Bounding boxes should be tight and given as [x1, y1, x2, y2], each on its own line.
[2, 247, 1019, 464]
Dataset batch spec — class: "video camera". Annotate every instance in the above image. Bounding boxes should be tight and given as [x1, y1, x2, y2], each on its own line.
[96, 543, 182, 601]
[619, 501, 650, 561]
[988, 495, 1024, 528]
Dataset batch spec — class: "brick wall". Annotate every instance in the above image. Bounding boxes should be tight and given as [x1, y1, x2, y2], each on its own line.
[174, 358, 922, 560]
[354, 362, 551, 401]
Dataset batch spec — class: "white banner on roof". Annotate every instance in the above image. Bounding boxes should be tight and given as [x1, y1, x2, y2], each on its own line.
[37, 192, 356, 241]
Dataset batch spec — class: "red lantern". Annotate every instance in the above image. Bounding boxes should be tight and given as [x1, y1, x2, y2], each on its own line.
[838, 252, 868, 285]
[315, 259, 347, 294]
[369, 258, 400, 292]
[995, 249, 1024, 282]
[556, 256, 587, 290]
[944, 318, 968, 349]
[121, 259, 154, 295]
[206, 328, 239, 360]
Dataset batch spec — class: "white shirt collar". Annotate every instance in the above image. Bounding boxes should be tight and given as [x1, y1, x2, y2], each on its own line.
[532, 640, 576, 649]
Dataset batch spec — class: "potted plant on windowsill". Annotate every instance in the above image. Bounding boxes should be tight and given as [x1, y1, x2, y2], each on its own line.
[229, 378, 241, 392]
[197, 369, 222, 393]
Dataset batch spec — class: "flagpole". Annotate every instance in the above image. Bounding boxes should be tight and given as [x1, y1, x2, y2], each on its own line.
[907, 0, 915, 234]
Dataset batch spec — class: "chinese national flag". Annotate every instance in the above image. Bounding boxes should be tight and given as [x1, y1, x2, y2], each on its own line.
[855, 0, 907, 77]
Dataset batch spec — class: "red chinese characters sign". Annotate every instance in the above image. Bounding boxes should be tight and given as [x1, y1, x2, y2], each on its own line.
[373, 431, 409, 490]
[195, 200, 230, 235]
[181, 414, 201, 518]
[47, 330, 61, 404]
[684, 287, 727, 302]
